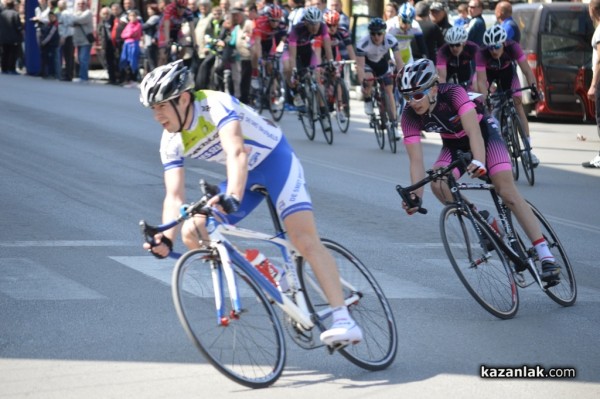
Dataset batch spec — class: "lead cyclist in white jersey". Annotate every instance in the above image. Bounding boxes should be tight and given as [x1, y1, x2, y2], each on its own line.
[139, 60, 363, 347]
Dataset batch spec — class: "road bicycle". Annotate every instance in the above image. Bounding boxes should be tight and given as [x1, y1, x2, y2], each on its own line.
[250, 53, 285, 122]
[294, 65, 334, 145]
[140, 180, 398, 388]
[396, 152, 576, 319]
[488, 85, 535, 186]
[365, 73, 401, 154]
[321, 60, 354, 133]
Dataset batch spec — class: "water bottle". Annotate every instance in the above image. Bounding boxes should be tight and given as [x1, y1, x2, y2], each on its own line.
[478, 210, 505, 238]
[245, 249, 289, 292]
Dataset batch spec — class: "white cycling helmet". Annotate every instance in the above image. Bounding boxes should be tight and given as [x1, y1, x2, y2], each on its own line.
[139, 60, 194, 107]
[483, 25, 508, 47]
[398, 58, 438, 93]
[399, 3, 415, 23]
[303, 6, 322, 24]
[445, 26, 468, 45]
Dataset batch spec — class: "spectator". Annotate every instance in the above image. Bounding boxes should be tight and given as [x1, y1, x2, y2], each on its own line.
[142, 2, 161, 73]
[110, 2, 127, 82]
[415, 0, 444, 64]
[453, 3, 470, 28]
[329, 0, 349, 31]
[57, 0, 74, 81]
[230, 5, 252, 104]
[198, 1, 211, 19]
[31, 0, 51, 77]
[39, 10, 60, 79]
[195, 6, 223, 89]
[584, 0, 600, 169]
[72, 0, 93, 82]
[0, 0, 22, 75]
[384, 2, 398, 22]
[98, 6, 118, 84]
[120, 9, 142, 87]
[220, 0, 231, 14]
[429, 2, 451, 39]
[467, 0, 486, 46]
[496, 1, 520, 43]
[188, 0, 201, 24]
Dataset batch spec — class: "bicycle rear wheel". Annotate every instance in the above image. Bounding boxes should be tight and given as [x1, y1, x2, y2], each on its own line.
[512, 202, 577, 306]
[172, 249, 286, 389]
[299, 85, 316, 141]
[315, 85, 334, 144]
[333, 78, 350, 133]
[267, 74, 285, 121]
[440, 205, 519, 319]
[501, 112, 520, 181]
[514, 114, 535, 186]
[298, 239, 398, 370]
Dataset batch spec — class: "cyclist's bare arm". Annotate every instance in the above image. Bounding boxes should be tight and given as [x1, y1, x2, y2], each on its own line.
[437, 66, 447, 84]
[461, 108, 486, 173]
[346, 44, 357, 61]
[216, 120, 249, 204]
[392, 49, 404, 72]
[251, 39, 261, 70]
[323, 36, 334, 62]
[404, 141, 427, 200]
[516, 58, 536, 87]
[476, 69, 489, 95]
[355, 55, 365, 85]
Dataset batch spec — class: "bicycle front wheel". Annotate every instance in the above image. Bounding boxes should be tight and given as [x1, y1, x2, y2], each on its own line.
[514, 113, 535, 186]
[380, 89, 397, 154]
[172, 249, 286, 389]
[501, 112, 520, 181]
[333, 77, 350, 133]
[267, 74, 285, 121]
[298, 239, 398, 370]
[315, 85, 334, 144]
[372, 95, 385, 150]
[440, 205, 519, 319]
[299, 85, 316, 141]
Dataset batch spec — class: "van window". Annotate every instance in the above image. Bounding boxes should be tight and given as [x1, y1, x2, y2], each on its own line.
[542, 10, 594, 38]
[514, 10, 535, 46]
[540, 33, 592, 67]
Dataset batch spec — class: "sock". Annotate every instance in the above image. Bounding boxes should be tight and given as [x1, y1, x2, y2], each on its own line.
[332, 306, 352, 325]
[533, 238, 554, 263]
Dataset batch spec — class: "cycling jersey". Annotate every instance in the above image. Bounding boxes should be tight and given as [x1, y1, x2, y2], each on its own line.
[436, 41, 479, 89]
[252, 16, 287, 57]
[326, 27, 352, 61]
[288, 22, 329, 68]
[401, 83, 511, 176]
[386, 18, 423, 63]
[476, 40, 524, 92]
[286, 7, 305, 33]
[356, 33, 399, 77]
[160, 90, 312, 222]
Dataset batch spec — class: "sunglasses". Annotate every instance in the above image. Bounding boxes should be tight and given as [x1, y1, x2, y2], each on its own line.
[327, 24, 338, 28]
[370, 31, 384, 37]
[401, 18, 412, 24]
[403, 88, 431, 102]
[449, 43, 462, 48]
[269, 18, 280, 23]
[488, 44, 503, 50]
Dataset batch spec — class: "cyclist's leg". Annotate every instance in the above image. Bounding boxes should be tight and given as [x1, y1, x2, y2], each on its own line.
[431, 146, 465, 203]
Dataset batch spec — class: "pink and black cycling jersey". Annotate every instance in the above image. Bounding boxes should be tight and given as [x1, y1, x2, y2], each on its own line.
[401, 83, 511, 177]
[436, 41, 479, 89]
[476, 40, 525, 92]
[288, 22, 329, 67]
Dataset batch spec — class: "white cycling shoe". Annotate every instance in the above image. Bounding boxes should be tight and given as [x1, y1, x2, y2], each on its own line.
[319, 318, 363, 347]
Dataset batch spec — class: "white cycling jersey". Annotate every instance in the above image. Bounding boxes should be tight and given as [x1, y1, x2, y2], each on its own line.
[160, 90, 283, 171]
[386, 17, 423, 64]
[355, 33, 399, 63]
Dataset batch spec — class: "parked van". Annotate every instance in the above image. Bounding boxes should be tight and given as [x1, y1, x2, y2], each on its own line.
[513, 2, 594, 119]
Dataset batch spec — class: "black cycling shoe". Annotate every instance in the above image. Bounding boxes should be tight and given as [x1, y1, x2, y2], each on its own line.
[541, 260, 561, 283]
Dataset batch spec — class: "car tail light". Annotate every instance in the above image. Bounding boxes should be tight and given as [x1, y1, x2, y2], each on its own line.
[526, 53, 537, 70]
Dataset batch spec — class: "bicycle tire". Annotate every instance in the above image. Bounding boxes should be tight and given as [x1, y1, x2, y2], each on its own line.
[372, 90, 385, 150]
[299, 83, 316, 141]
[379, 89, 397, 154]
[315, 85, 334, 144]
[298, 239, 398, 370]
[512, 202, 577, 306]
[250, 86, 264, 114]
[440, 205, 519, 319]
[501, 111, 520, 181]
[333, 77, 350, 133]
[267, 74, 285, 121]
[514, 113, 535, 186]
[172, 249, 286, 389]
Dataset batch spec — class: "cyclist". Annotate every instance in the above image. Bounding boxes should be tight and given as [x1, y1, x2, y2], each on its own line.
[386, 3, 426, 65]
[157, 0, 196, 66]
[285, 7, 334, 112]
[436, 26, 479, 91]
[250, 5, 287, 90]
[475, 25, 541, 167]
[323, 10, 355, 63]
[139, 60, 363, 347]
[398, 59, 560, 284]
[355, 17, 404, 133]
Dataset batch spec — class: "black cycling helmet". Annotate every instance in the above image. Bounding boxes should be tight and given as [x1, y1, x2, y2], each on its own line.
[368, 17, 386, 33]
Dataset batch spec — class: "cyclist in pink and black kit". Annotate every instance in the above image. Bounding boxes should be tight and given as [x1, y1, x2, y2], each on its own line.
[399, 59, 561, 284]
[475, 25, 540, 166]
[436, 26, 479, 91]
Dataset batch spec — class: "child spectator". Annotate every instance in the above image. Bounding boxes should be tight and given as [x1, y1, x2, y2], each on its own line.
[120, 9, 142, 87]
[453, 3, 470, 28]
[40, 11, 61, 79]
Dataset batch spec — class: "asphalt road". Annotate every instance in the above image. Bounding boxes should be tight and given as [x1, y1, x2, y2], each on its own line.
[1, 74, 599, 399]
